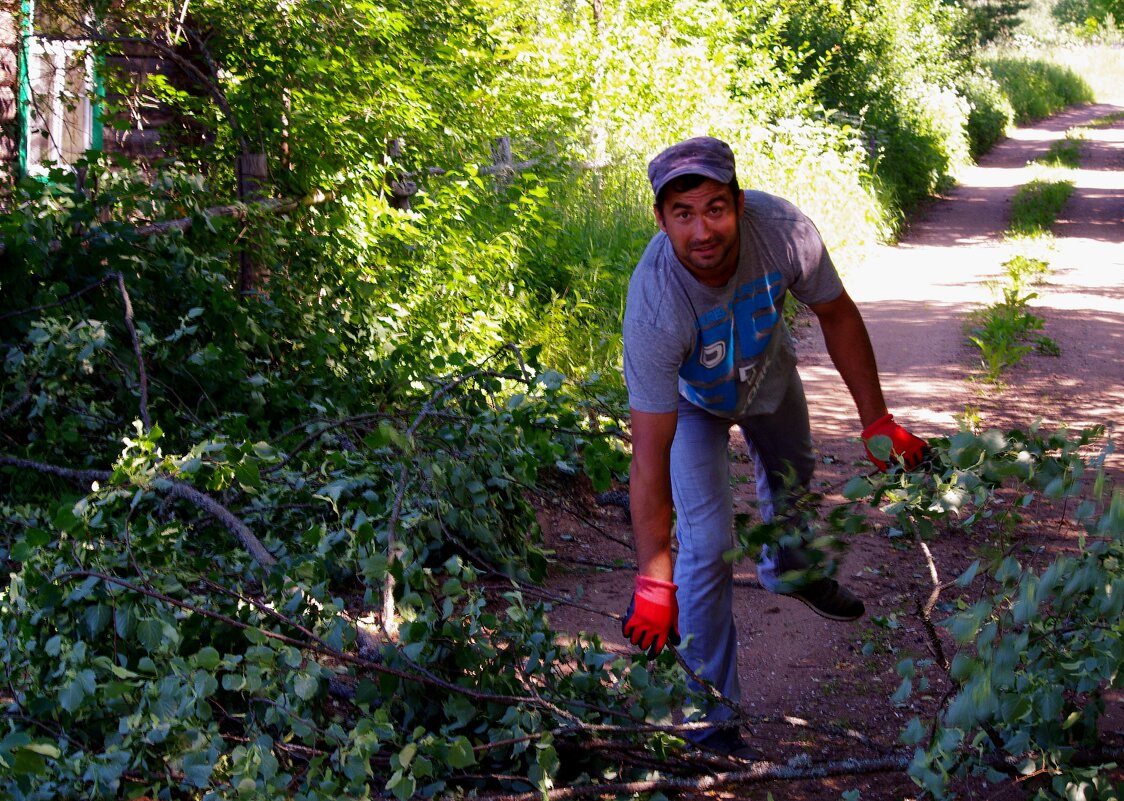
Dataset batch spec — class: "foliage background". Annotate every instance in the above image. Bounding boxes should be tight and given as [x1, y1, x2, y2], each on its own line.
[1, 0, 1120, 797]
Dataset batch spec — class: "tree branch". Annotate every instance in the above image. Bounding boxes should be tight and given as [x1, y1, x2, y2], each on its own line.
[0, 191, 337, 259]
[60, 25, 249, 153]
[915, 537, 951, 669]
[0, 274, 118, 322]
[472, 754, 911, 800]
[382, 348, 534, 636]
[114, 273, 152, 431]
[154, 477, 276, 566]
[0, 455, 276, 568]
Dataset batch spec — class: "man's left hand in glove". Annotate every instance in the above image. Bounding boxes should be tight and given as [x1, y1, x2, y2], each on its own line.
[862, 412, 929, 471]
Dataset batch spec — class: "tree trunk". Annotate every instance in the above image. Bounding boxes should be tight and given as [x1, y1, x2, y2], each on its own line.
[237, 152, 269, 297]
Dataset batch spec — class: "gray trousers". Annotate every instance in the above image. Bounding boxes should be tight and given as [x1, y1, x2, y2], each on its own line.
[670, 369, 815, 730]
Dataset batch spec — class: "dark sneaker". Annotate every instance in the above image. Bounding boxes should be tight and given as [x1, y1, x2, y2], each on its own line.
[694, 727, 759, 761]
[781, 576, 865, 621]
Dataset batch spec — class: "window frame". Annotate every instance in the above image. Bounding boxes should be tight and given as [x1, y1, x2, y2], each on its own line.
[18, 0, 103, 179]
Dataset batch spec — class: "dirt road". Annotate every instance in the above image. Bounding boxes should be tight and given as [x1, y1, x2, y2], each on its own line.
[545, 100, 1124, 799]
[823, 101, 1124, 463]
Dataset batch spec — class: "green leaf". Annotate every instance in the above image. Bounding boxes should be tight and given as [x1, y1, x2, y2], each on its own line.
[355, 679, 380, 707]
[387, 769, 416, 801]
[396, 742, 418, 769]
[67, 575, 100, 603]
[900, 717, 926, 745]
[955, 560, 980, 587]
[842, 476, 871, 500]
[137, 617, 165, 652]
[447, 736, 476, 769]
[8, 748, 47, 776]
[59, 669, 96, 712]
[293, 672, 319, 700]
[84, 605, 112, 638]
[194, 646, 222, 671]
[21, 742, 60, 759]
[866, 434, 892, 462]
[443, 695, 476, 729]
[235, 460, 261, 489]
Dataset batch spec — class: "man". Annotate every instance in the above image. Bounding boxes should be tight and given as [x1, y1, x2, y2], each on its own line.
[619, 137, 927, 757]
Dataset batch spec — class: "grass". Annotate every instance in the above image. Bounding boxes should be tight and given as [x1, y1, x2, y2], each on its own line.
[1007, 178, 1076, 237]
[1043, 44, 1124, 104]
[531, 119, 894, 377]
[1085, 111, 1124, 128]
[1034, 131, 1084, 168]
[967, 105, 1079, 383]
[539, 40, 1115, 381]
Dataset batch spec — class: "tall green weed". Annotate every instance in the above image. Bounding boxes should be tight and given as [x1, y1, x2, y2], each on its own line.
[1031, 43, 1124, 101]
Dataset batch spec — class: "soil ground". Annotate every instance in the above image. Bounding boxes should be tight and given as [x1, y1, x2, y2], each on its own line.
[540, 100, 1124, 800]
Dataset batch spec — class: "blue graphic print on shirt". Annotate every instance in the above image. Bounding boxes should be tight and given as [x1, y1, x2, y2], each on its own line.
[678, 271, 785, 413]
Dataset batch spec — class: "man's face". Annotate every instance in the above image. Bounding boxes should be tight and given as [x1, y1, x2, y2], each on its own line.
[654, 178, 743, 287]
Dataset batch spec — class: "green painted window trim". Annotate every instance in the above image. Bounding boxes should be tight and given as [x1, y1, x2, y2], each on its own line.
[16, 0, 30, 176]
[17, 0, 105, 179]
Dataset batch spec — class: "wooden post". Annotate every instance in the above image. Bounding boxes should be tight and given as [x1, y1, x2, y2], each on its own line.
[387, 138, 415, 210]
[280, 88, 292, 172]
[237, 152, 268, 297]
[491, 135, 513, 190]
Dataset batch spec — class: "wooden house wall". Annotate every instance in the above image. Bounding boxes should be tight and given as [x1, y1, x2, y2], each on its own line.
[1, 0, 19, 194]
[0, 3, 185, 206]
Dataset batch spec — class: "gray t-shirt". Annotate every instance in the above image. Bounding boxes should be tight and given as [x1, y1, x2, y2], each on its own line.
[623, 190, 843, 420]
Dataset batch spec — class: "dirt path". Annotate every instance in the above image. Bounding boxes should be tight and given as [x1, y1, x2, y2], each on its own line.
[832, 101, 1124, 450]
[544, 101, 1124, 799]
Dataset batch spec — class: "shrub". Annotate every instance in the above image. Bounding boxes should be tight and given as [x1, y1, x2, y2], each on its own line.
[958, 69, 1016, 157]
[983, 56, 1095, 122]
[1053, 0, 1124, 30]
[742, 0, 976, 212]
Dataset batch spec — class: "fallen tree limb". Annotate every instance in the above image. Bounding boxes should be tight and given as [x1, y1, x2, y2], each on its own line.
[472, 754, 912, 801]
[0, 455, 276, 568]
[382, 346, 532, 637]
[51, 569, 625, 720]
[915, 537, 952, 670]
[0, 274, 119, 323]
[114, 273, 152, 431]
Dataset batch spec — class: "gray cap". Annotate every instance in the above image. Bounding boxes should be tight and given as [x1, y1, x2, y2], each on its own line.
[648, 137, 737, 200]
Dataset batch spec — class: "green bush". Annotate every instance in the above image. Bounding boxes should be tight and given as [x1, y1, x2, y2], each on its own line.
[984, 57, 1095, 122]
[1053, 0, 1124, 29]
[1, 162, 664, 801]
[741, 0, 975, 212]
[847, 425, 1122, 800]
[958, 69, 1016, 157]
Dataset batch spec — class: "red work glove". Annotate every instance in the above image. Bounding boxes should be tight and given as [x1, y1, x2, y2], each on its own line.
[862, 413, 929, 471]
[622, 575, 680, 658]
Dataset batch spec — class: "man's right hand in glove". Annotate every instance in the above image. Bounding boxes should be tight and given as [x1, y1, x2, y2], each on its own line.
[622, 575, 680, 657]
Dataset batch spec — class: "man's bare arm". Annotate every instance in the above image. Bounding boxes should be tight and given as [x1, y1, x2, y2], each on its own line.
[628, 409, 678, 581]
[807, 289, 888, 428]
